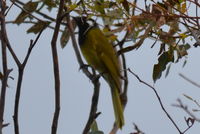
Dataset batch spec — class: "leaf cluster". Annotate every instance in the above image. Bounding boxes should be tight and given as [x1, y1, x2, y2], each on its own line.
[12, 0, 197, 83]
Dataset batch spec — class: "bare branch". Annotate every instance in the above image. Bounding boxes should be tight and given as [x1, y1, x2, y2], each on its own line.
[127, 68, 183, 134]
[179, 73, 200, 88]
[130, 123, 145, 134]
[0, 2, 9, 133]
[172, 99, 200, 122]
[13, 0, 56, 22]
[12, 27, 45, 134]
[83, 76, 101, 134]
[50, 0, 65, 133]
[66, 14, 101, 134]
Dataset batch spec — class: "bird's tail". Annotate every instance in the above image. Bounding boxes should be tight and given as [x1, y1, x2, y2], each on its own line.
[111, 87, 124, 129]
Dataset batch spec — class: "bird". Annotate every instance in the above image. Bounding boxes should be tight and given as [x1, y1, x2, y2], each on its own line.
[73, 16, 124, 128]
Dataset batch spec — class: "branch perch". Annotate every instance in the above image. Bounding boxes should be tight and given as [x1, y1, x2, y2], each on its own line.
[66, 14, 101, 134]
[50, 0, 65, 134]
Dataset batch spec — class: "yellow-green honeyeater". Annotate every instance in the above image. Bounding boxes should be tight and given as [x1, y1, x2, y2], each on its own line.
[73, 17, 124, 128]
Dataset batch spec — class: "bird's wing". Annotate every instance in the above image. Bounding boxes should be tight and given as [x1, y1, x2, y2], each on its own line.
[100, 52, 121, 91]
[88, 27, 121, 91]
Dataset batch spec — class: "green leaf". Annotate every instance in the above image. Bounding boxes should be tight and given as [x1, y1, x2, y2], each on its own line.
[117, 0, 124, 3]
[43, 0, 57, 7]
[90, 121, 99, 132]
[103, 9, 123, 25]
[182, 59, 187, 67]
[60, 19, 76, 48]
[153, 51, 174, 82]
[153, 64, 162, 82]
[176, 44, 190, 58]
[24, 1, 39, 12]
[27, 21, 49, 34]
[121, 0, 129, 13]
[184, 43, 191, 50]
[60, 26, 70, 48]
[68, 4, 78, 11]
[14, 1, 39, 25]
[42, 0, 57, 11]
[88, 131, 104, 134]
[14, 11, 29, 25]
[88, 121, 104, 134]
[165, 63, 171, 78]
[0, 72, 3, 80]
[94, 0, 105, 14]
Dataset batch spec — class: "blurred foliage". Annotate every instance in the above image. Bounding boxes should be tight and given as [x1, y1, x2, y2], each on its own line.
[12, 0, 198, 83]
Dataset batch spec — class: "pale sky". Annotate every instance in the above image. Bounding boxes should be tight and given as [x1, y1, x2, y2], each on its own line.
[2, 1, 200, 134]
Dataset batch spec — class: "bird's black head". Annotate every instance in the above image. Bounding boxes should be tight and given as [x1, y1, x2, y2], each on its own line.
[73, 17, 89, 29]
[73, 17, 95, 45]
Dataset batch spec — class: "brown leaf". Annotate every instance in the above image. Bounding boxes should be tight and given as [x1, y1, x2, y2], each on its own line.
[23, 1, 39, 12]
[27, 21, 49, 34]
[121, 0, 129, 13]
[14, 11, 29, 25]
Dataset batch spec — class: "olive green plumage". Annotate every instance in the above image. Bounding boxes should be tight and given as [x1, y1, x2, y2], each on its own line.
[73, 17, 124, 128]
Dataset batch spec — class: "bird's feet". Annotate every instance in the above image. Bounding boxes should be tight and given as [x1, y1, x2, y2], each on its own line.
[91, 74, 101, 83]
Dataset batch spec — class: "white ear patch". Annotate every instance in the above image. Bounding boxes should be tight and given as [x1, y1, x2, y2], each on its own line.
[83, 19, 95, 36]
[87, 19, 95, 27]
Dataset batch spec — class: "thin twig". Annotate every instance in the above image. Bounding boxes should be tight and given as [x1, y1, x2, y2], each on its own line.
[127, 68, 183, 134]
[50, 0, 65, 134]
[172, 99, 200, 122]
[12, 27, 45, 134]
[0, 69, 12, 134]
[22, 28, 45, 67]
[179, 73, 200, 88]
[83, 77, 101, 134]
[6, 21, 65, 32]
[5, 2, 14, 16]
[195, 0, 200, 28]
[3, 2, 46, 131]
[10, 0, 43, 22]
[117, 24, 152, 55]
[5, 36, 21, 67]
[14, 0, 56, 22]
[0, 2, 9, 133]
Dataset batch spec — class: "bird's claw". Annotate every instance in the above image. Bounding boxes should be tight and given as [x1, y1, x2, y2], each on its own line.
[91, 74, 101, 83]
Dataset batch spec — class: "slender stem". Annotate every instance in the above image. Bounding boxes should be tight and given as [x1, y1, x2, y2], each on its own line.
[0, 1, 9, 133]
[83, 77, 100, 134]
[3, 10, 46, 133]
[12, 28, 45, 134]
[13, 0, 56, 22]
[13, 69, 23, 134]
[50, 0, 65, 133]
[128, 68, 183, 134]
[66, 14, 100, 134]
[10, 0, 43, 22]
[179, 73, 200, 88]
